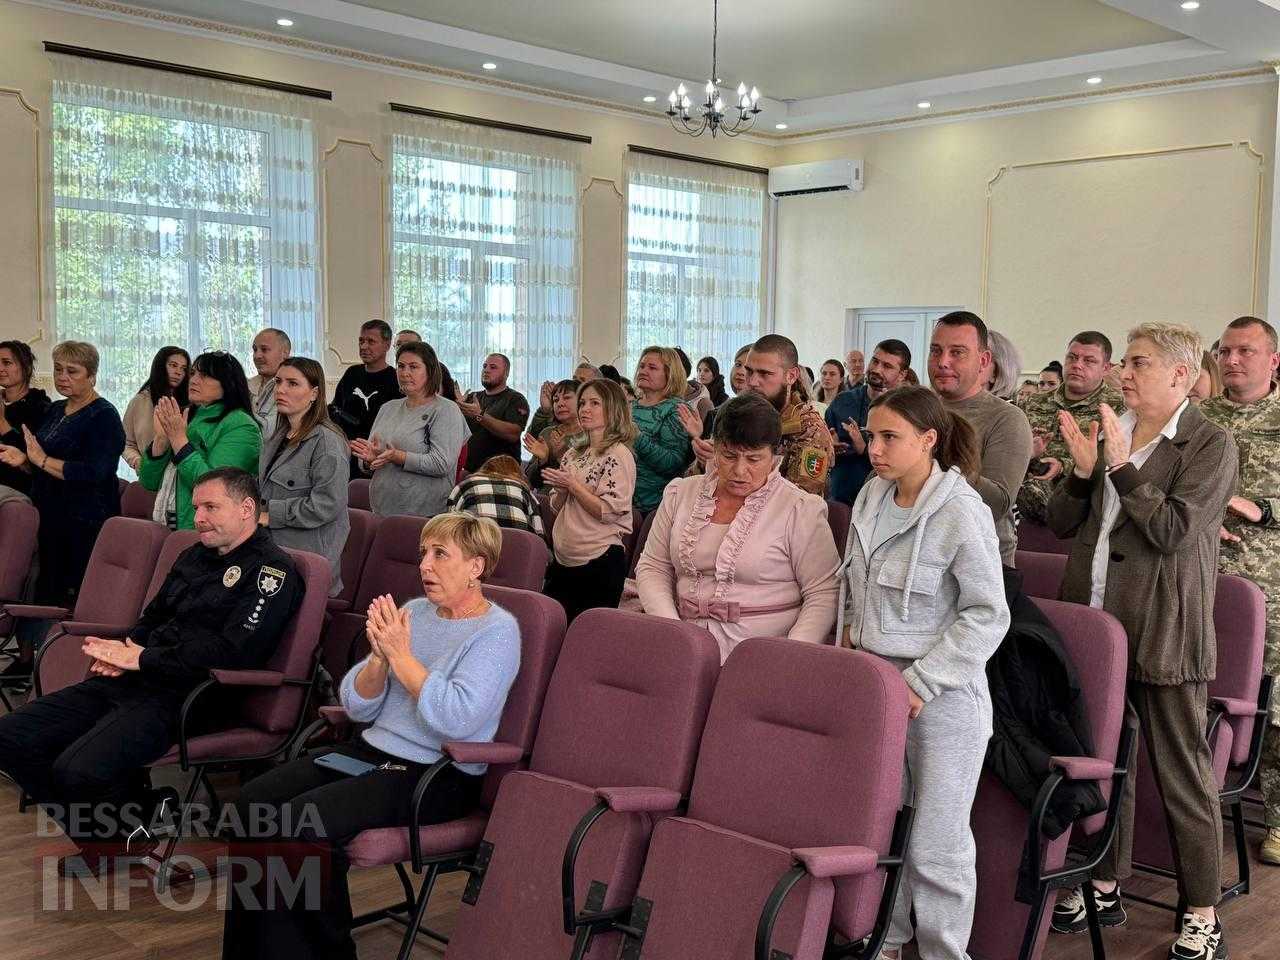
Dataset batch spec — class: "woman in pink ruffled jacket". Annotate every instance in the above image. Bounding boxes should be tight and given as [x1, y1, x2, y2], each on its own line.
[634, 392, 840, 663]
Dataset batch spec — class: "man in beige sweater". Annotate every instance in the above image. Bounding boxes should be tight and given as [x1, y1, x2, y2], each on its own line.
[928, 311, 1032, 566]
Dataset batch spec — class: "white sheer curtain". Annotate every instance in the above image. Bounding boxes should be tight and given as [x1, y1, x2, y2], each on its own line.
[388, 114, 583, 402]
[624, 150, 767, 376]
[47, 54, 322, 421]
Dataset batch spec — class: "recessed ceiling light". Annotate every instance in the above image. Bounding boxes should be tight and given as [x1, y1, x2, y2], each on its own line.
[1181, 1, 1200, 10]
[643, 95, 657, 103]
[1086, 76, 1103, 85]
[917, 101, 931, 109]
[775, 123, 788, 130]
[276, 18, 293, 27]
[482, 62, 498, 71]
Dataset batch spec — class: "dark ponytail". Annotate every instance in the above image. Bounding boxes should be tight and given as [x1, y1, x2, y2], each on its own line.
[869, 385, 981, 482]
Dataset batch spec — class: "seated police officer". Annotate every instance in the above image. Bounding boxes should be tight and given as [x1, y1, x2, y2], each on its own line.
[0, 466, 302, 877]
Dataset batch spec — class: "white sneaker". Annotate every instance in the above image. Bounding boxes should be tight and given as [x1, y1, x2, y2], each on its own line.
[1168, 914, 1227, 960]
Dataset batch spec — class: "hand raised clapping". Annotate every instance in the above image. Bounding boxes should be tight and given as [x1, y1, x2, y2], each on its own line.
[0, 443, 26, 469]
[675, 403, 703, 440]
[366, 594, 411, 663]
[1057, 411, 1101, 479]
[155, 396, 189, 449]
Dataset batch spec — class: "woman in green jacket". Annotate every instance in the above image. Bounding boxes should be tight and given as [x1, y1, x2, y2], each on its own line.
[139, 351, 262, 529]
[630, 346, 693, 512]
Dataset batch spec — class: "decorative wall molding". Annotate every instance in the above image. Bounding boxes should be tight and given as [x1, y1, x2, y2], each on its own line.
[0, 87, 45, 346]
[980, 139, 1266, 316]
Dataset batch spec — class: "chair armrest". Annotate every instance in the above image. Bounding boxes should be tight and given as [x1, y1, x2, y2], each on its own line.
[594, 786, 682, 814]
[443, 740, 524, 766]
[209, 669, 284, 687]
[791, 844, 879, 879]
[3, 604, 70, 621]
[1049, 756, 1114, 781]
[1211, 696, 1261, 717]
[60, 621, 133, 639]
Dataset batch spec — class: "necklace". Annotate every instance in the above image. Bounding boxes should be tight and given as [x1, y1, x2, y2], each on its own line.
[443, 594, 490, 620]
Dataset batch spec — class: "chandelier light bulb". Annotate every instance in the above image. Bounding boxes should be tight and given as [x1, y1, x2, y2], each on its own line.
[737, 82, 747, 96]
[750, 87, 760, 102]
[677, 83, 687, 97]
[714, 97, 725, 112]
[682, 95, 691, 109]
[669, 90, 678, 104]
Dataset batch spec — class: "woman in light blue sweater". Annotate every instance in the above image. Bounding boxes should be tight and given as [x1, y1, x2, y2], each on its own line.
[222, 512, 520, 959]
[836, 386, 1008, 960]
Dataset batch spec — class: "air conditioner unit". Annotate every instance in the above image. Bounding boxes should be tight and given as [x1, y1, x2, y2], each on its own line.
[768, 159, 863, 197]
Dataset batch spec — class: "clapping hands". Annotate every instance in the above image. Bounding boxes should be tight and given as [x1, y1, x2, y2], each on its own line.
[366, 594, 411, 663]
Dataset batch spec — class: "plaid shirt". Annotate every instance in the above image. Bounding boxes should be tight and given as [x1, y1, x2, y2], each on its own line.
[446, 476, 545, 536]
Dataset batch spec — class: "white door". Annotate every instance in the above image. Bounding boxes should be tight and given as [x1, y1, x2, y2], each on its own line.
[845, 307, 960, 383]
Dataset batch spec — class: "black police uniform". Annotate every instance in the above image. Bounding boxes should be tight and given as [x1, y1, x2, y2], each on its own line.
[0, 527, 303, 849]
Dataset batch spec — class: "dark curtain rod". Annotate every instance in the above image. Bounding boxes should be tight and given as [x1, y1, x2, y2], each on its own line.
[389, 102, 591, 144]
[43, 42, 334, 100]
[627, 144, 769, 176]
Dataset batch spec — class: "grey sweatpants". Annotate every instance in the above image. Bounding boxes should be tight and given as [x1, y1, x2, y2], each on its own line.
[887, 676, 993, 960]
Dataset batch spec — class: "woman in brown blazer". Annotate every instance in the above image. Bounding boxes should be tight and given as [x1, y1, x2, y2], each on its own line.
[1045, 322, 1236, 960]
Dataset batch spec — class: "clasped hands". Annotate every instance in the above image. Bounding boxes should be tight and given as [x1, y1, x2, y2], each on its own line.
[81, 637, 145, 678]
[365, 594, 412, 664]
[349, 436, 405, 470]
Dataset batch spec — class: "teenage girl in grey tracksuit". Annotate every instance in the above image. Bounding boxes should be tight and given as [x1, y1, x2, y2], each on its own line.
[835, 386, 1009, 960]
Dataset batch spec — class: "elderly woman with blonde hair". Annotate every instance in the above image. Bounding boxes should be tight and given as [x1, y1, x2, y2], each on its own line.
[985, 329, 1024, 402]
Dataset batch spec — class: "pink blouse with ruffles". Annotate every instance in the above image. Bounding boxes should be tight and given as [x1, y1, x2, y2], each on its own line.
[634, 469, 841, 662]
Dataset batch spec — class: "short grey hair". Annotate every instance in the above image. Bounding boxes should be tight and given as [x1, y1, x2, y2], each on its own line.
[1127, 322, 1201, 388]
[986, 329, 1024, 401]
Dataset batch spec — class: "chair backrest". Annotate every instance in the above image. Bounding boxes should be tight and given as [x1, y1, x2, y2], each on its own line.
[477, 585, 568, 809]
[332, 508, 380, 610]
[530, 608, 720, 796]
[347, 478, 372, 512]
[143, 530, 203, 607]
[534, 491, 556, 545]
[1210, 574, 1267, 767]
[489, 528, 550, 592]
[1014, 550, 1067, 601]
[1017, 520, 1072, 555]
[826, 499, 852, 560]
[623, 508, 646, 562]
[73, 517, 170, 625]
[352, 514, 428, 609]
[0, 500, 38, 605]
[627, 509, 657, 578]
[688, 638, 909, 941]
[241, 549, 332, 733]
[119, 481, 158, 520]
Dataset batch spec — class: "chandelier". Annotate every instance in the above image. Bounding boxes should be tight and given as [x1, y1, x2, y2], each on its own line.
[666, 0, 762, 138]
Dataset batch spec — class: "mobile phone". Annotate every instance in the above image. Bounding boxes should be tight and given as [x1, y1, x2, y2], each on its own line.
[313, 752, 376, 777]
[1028, 458, 1054, 478]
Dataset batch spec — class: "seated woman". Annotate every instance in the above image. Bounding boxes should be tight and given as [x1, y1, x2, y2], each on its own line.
[139, 351, 260, 529]
[222, 512, 520, 960]
[634, 393, 839, 662]
[0, 339, 52, 496]
[122, 346, 190, 471]
[631, 346, 693, 512]
[523, 378, 580, 488]
[543, 379, 637, 622]
[447, 454, 544, 536]
[697, 356, 729, 408]
[352, 341, 467, 519]
[259, 357, 351, 597]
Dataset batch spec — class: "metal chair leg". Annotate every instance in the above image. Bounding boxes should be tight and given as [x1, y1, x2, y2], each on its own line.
[1081, 880, 1107, 960]
[395, 862, 440, 960]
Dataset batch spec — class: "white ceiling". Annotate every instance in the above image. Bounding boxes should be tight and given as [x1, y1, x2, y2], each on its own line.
[53, 0, 1280, 135]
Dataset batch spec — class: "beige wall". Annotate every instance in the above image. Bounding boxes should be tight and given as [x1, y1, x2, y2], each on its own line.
[772, 81, 1278, 373]
[0, 0, 772, 380]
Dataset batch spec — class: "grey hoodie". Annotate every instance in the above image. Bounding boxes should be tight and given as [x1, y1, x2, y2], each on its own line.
[836, 463, 1009, 703]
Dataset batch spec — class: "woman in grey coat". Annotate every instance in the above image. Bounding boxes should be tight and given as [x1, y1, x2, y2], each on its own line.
[351, 341, 467, 520]
[259, 357, 350, 597]
[836, 385, 1008, 960]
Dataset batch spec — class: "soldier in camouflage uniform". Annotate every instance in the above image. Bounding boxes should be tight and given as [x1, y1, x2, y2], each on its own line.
[1201, 315, 1280, 865]
[744, 334, 834, 497]
[1016, 331, 1123, 524]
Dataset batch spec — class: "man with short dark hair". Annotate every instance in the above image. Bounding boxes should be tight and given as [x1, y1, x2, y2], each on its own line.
[824, 339, 911, 504]
[1202, 315, 1280, 866]
[0, 468, 302, 876]
[1018, 331, 1121, 524]
[394, 329, 421, 351]
[458, 353, 530, 471]
[928, 311, 1032, 565]
[249, 328, 291, 431]
[329, 320, 401, 464]
[743, 334, 834, 496]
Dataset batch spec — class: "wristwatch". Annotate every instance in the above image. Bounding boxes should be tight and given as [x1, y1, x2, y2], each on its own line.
[1254, 499, 1273, 526]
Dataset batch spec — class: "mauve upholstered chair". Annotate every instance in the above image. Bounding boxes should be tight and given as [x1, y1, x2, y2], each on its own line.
[327, 507, 380, 614]
[1017, 520, 1073, 556]
[489, 527, 550, 592]
[119, 480, 158, 520]
[1013, 550, 1067, 602]
[0, 499, 38, 639]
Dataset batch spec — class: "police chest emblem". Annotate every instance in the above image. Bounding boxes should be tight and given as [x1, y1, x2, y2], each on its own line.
[223, 566, 241, 588]
[258, 565, 287, 597]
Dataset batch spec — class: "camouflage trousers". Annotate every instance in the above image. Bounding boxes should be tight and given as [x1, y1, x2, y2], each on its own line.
[1257, 601, 1280, 827]
[1017, 476, 1053, 526]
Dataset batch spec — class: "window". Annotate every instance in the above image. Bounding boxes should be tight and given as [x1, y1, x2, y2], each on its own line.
[624, 151, 767, 376]
[390, 120, 583, 402]
[50, 58, 320, 428]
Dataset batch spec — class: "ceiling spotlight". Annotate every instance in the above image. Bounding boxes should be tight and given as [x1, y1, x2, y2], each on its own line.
[643, 95, 657, 103]
[1181, 1, 1200, 9]
[1086, 76, 1103, 85]
[276, 18, 293, 27]
[775, 123, 788, 130]
[482, 62, 498, 71]
[917, 101, 931, 109]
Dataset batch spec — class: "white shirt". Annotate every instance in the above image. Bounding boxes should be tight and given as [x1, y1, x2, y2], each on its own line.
[1088, 399, 1187, 608]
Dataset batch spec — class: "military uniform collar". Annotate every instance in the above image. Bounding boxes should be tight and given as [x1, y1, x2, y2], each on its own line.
[1054, 381, 1112, 409]
[1217, 383, 1280, 411]
[780, 389, 811, 436]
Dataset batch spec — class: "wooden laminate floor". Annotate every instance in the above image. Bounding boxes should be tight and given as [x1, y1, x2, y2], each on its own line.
[0, 772, 1276, 960]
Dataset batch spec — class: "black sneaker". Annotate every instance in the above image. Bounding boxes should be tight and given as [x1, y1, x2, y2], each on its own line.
[1169, 914, 1227, 960]
[1050, 884, 1126, 934]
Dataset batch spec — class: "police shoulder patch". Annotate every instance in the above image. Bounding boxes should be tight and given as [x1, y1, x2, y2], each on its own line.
[258, 565, 288, 597]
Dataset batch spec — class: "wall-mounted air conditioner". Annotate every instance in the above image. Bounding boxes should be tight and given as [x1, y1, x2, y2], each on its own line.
[767, 159, 863, 197]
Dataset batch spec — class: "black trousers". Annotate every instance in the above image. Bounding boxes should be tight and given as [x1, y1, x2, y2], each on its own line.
[543, 544, 627, 624]
[221, 738, 482, 960]
[0, 676, 183, 845]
